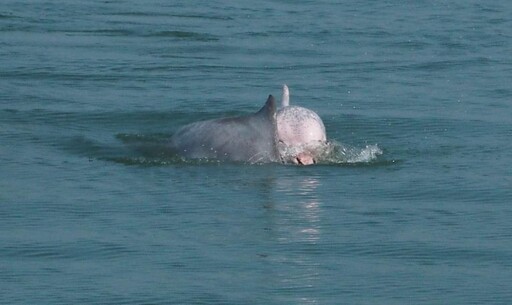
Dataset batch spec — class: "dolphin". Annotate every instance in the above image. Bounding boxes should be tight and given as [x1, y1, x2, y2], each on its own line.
[169, 95, 281, 163]
[276, 84, 327, 165]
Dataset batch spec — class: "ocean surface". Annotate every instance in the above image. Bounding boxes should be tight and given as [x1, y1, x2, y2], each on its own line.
[1, 1, 511, 304]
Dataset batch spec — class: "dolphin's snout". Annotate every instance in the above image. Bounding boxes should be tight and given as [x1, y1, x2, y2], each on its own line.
[293, 152, 315, 165]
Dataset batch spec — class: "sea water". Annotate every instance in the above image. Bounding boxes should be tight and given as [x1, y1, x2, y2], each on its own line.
[1, 1, 511, 304]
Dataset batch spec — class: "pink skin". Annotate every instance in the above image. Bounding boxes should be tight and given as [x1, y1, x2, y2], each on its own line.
[277, 106, 326, 146]
[276, 85, 327, 165]
[292, 152, 315, 165]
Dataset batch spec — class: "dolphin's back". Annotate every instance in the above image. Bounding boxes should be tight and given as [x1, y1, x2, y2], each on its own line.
[169, 95, 280, 163]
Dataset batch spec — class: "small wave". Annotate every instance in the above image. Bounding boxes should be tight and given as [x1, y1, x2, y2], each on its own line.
[116, 133, 170, 144]
[147, 30, 219, 41]
[0, 13, 17, 19]
[105, 156, 183, 166]
[316, 141, 383, 164]
[111, 133, 222, 166]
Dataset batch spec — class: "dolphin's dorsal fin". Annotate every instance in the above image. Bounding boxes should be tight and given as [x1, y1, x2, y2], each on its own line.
[255, 94, 279, 160]
[257, 94, 277, 120]
[281, 84, 290, 107]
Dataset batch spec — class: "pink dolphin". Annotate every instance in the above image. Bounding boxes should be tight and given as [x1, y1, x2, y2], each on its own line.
[276, 84, 327, 165]
[169, 86, 327, 165]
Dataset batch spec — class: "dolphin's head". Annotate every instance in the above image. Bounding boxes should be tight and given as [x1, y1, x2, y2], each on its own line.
[275, 85, 327, 165]
[276, 105, 327, 165]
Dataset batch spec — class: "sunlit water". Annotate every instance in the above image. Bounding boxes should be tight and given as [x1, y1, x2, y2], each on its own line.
[1, 1, 511, 304]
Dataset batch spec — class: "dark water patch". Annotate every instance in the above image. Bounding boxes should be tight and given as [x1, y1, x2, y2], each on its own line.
[59, 136, 126, 160]
[56, 134, 183, 167]
[65, 28, 219, 41]
[0, 69, 133, 82]
[0, 108, 206, 130]
[486, 87, 512, 99]
[386, 39, 432, 50]
[72, 28, 137, 36]
[108, 11, 233, 21]
[146, 30, 219, 41]
[1, 108, 86, 125]
[242, 31, 271, 37]
[337, 56, 496, 75]
[407, 57, 494, 72]
[116, 133, 170, 144]
[149, 53, 217, 60]
[0, 12, 17, 19]
[342, 241, 512, 267]
[169, 13, 234, 21]
[106, 11, 175, 18]
[2, 240, 138, 261]
[326, 112, 511, 138]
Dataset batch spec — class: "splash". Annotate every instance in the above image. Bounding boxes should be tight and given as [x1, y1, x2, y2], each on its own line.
[315, 141, 383, 164]
[277, 141, 382, 165]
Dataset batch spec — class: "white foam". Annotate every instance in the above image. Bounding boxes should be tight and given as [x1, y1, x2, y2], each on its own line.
[316, 141, 382, 164]
[277, 140, 382, 165]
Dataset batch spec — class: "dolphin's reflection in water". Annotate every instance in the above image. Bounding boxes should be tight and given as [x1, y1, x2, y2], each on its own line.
[270, 175, 323, 244]
[296, 177, 322, 243]
[264, 175, 324, 304]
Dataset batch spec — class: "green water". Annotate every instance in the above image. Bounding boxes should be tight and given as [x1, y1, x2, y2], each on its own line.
[1, 1, 511, 304]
